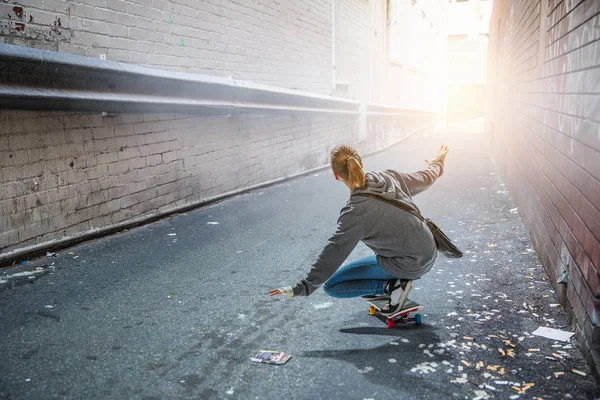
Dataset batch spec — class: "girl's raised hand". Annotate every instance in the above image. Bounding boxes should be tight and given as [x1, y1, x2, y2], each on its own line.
[425, 145, 449, 165]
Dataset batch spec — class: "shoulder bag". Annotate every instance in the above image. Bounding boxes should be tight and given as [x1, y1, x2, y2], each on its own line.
[355, 193, 463, 259]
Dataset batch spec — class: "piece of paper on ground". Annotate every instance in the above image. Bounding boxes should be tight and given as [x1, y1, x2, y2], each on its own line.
[531, 326, 575, 342]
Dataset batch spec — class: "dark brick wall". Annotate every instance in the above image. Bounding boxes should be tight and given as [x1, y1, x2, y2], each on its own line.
[487, 0, 600, 361]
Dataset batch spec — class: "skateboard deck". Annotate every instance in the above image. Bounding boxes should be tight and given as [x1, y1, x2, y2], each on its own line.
[364, 298, 423, 328]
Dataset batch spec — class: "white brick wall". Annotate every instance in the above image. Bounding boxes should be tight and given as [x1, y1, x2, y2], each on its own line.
[0, 108, 433, 254]
[333, 0, 447, 111]
[334, 0, 370, 101]
[0, 0, 438, 255]
[1, 0, 333, 94]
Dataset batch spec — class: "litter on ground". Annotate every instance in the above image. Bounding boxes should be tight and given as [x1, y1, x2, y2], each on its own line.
[531, 327, 575, 342]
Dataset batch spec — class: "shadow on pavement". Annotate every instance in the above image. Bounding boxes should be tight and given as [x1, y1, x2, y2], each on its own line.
[300, 327, 452, 396]
[339, 323, 429, 336]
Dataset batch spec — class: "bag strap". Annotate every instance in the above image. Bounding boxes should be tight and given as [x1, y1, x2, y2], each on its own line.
[354, 193, 426, 223]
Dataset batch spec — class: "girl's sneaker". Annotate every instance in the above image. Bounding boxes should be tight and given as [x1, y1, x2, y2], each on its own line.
[385, 279, 412, 308]
[380, 301, 406, 317]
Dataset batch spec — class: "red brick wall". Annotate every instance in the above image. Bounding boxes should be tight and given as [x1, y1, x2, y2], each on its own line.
[487, 0, 600, 361]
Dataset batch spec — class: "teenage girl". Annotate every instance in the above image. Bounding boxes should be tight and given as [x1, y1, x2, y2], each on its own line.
[270, 144, 449, 315]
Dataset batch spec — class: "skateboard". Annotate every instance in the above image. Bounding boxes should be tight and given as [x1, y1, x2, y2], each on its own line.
[364, 298, 423, 328]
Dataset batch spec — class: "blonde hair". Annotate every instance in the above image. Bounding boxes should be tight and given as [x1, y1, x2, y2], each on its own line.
[330, 145, 366, 190]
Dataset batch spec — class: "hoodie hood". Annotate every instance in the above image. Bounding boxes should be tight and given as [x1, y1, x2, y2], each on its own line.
[350, 170, 422, 215]
[352, 171, 400, 200]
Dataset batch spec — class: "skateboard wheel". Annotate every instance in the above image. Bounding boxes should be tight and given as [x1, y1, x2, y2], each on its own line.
[369, 306, 376, 316]
[387, 318, 395, 328]
[415, 313, 422, 325]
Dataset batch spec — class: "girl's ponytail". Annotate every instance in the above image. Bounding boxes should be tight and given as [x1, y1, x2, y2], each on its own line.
[346, 156, 366, 190]
[330, 145, 366, 190]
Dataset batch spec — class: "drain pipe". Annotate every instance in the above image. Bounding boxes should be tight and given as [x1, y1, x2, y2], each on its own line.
[358, 0, 378, 142]
[331, 0, 336, 90]
[368, 0, 375, 104]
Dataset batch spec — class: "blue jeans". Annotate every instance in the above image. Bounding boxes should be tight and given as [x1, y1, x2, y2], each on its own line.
[323, 255, 396, 298]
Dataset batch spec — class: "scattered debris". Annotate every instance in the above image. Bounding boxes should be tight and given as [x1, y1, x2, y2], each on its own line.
[473, 389, 490, 399]
[411, 362, 438, 374]
[250, 350, 291, 365]
[532, 327, 575, 342]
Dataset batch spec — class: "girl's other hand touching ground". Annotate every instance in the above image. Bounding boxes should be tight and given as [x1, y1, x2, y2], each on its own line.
[269, 286, 293, 299]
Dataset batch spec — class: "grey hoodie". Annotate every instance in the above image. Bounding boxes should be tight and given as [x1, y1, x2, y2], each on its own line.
[292, 161, 444, 297]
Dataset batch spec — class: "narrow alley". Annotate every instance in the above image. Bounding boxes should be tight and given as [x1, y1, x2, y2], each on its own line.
[2, 0, 600, 399]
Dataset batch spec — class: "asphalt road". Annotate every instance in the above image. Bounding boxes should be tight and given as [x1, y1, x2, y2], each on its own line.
[1, 121, 598, 399]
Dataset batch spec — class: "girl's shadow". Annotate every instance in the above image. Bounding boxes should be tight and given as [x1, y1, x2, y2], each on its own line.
[300, 325, 453, 395]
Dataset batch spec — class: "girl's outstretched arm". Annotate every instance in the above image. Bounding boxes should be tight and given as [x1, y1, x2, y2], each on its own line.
[269, 204, 363, 298]
[392, 145, 449, 197]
